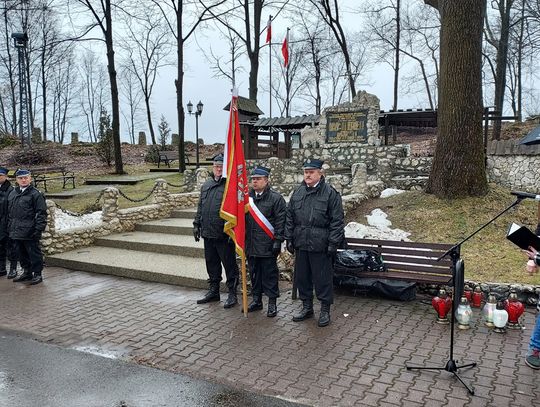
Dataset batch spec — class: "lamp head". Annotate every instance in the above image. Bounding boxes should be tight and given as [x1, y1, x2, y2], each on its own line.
[187, 100, 193, 114]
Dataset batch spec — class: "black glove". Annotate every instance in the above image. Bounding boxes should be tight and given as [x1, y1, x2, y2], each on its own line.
[32, 230, 42, 240]
[327, 244, 337, 257]
[193, 226, 201, 242]
[272, 241, 282, 256]
[286, 240, 295, 254]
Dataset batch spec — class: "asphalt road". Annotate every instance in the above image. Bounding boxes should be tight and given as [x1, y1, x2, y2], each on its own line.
[0, 329, 303, 407]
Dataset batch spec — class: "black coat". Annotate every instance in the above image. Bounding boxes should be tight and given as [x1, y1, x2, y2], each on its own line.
[8, 185, 48, 240]
[285, 177, 345, 253]
[193, 177, 228, 239]
[0, 180, 13, 239]
[246, 186, 286, 257]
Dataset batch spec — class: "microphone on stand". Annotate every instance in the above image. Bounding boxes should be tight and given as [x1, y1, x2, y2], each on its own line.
[510, 191, 540, 201]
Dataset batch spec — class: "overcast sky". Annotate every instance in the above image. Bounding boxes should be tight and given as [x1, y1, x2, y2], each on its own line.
[147, 7, 425, 146]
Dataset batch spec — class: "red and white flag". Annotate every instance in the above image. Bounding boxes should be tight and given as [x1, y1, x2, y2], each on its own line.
[265, 16, 272, 44]
[281, 29, 289, 67]
[220, 89, 249, 315]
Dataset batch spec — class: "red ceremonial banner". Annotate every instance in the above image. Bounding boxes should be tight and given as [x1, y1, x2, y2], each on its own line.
[220, 92, 249, 257]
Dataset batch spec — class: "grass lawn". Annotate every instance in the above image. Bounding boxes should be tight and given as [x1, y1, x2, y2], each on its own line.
[346, 184, 540, 285]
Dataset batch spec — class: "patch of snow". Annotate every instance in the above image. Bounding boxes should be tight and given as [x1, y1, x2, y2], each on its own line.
[366, 208, 392, 228]
[55, 208, 102, 231]
[380, 188, 406, 198]
[346, 209, 411, 241]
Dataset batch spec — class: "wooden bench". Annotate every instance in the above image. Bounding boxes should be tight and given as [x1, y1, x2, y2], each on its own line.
[157, 151, 179, 168]
[342, 238, 455, 285]
[31, 166, 75, 192]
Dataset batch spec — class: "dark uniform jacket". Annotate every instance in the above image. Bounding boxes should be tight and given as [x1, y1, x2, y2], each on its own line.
[7, 185, 48, 240]
[193, 176, 228, 239]
[246, 186, 286, 258]
[0, 180, 13, 239]
[285, 177, 345, 253]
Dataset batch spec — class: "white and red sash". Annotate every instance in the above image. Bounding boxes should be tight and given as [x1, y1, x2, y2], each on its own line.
[248, 196, 275, 239]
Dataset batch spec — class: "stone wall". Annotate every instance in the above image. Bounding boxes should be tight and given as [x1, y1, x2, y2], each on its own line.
[43, 180, 199, 255]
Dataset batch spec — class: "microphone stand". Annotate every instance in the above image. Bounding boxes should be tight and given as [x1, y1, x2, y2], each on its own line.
[406, 196, 524, 395]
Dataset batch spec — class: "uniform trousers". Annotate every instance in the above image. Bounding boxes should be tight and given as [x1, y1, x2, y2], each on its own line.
[203, 238, 239, 290]
[248, 256, 279, 299]
[14, 239, 43, 276]
[0, 236, 17, 269]
[294, 250, 334, 304]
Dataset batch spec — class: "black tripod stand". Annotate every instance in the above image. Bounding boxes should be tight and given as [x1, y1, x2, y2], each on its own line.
[406, 196, 525, 396]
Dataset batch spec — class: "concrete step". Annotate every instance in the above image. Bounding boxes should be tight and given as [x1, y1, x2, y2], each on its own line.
[135, 217, 194, 235]
[95, 231, 204, 258]
[170, 209, 197, 219]
[46, 246, 210, 289]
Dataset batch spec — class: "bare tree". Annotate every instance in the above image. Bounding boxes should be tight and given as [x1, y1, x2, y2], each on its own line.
[306, 0, 358, 98]
[150, 0, 224, 172]
[364, 0, 402, 110]
[1, 2, 20, 136]
[50, 46, 75, 143]
[484, 0, 516, 139]
[121, 9, 171, 145]
[425, 0, 488, 198]
[79, 50, 108, 143]
[119, 65, 143, 145]
[400, 3, 440, 110]
[71, 0, 124, 173]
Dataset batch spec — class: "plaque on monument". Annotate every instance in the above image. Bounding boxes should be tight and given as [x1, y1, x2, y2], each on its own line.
[326, 110, 368, 142]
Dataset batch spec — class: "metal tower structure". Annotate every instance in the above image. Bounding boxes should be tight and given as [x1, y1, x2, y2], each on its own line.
[12, 32, 31, 146]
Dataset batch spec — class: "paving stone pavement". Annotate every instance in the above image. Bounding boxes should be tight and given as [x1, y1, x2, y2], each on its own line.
[0, 267, 538, 407]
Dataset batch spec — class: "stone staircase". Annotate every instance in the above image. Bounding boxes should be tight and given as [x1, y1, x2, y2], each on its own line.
[46, 209, 210, 289]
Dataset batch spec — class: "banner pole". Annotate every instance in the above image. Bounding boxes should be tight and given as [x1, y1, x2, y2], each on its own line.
[242, 254, 248, 317]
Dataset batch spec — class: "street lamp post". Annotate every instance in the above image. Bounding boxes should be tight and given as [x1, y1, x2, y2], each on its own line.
[187, 100, 203, 168]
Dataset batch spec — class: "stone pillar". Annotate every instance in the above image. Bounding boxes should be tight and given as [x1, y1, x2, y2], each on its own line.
[102, 187, 119, 229]
[350, 163, 368, 194]
[171, 133, 179, 146]
[41, 200, 56, 253]
[138, 132, 147, 145]
[32, 127, 42, 143]
[71, 132, 79, 144]
[152, 179, 169, 205]
[376, 158, 392, 185]
[196, 167, 210, 189]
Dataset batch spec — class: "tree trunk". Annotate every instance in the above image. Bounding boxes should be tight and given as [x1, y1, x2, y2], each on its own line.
[492, 0, 513, 140]
[105, 0, 124, 174]
[176, 3, 186, 172]
[393, 0, 401, 111]
[145, 94, 156, 145]
[247, 0, 262, 103]
[426, 0, 488, 198]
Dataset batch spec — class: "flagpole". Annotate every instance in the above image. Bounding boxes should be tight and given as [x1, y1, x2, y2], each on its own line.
[241, 255, 248, 317]
[268, 15, 272, 118]
[286, 28, 290, 117]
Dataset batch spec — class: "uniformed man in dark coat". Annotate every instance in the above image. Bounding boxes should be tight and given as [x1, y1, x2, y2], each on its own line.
[245, 166, 286, 317]
[193, 154, 240, 308]
[285, 159, 345, 327]
[8, 169, 48, 285]
[0, 167, 17, 278]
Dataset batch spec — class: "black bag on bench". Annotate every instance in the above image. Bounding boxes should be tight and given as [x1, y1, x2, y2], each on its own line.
[334, 249, 386, 275]
[333, 249, 416, 301]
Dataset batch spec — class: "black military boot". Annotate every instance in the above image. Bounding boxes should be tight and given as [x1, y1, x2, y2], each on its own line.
[29, 273, 43, 285]
[318, 302, 331, 327]
[247, 295, 263, 312]
[267, 297, 277, 318]
[196, 283, 220, 304]
[223, 289, 238, 309]
[7, 261, 17, 279]
[13, 269, 32, 283]
[292, 299, 314, 322]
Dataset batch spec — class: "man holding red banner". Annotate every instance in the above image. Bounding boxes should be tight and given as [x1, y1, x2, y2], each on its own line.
[193, 154, 239, 308]
[245, 166, 286, 317]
